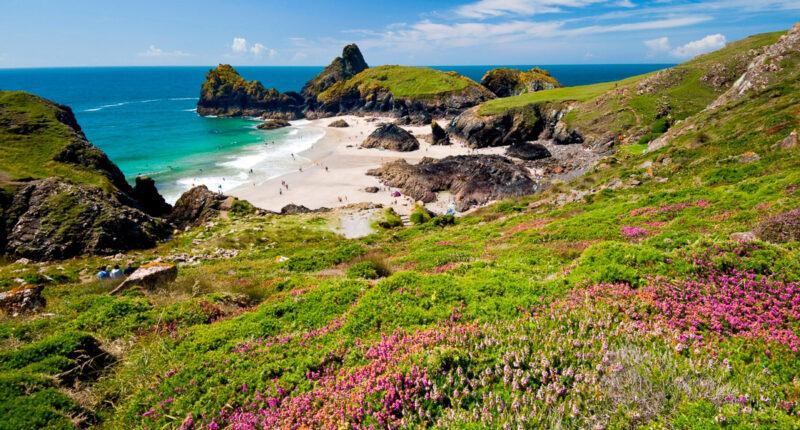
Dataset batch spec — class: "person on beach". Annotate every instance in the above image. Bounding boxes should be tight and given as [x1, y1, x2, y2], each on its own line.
[279, 188, 283, 195]
[325, 166, 329, 172]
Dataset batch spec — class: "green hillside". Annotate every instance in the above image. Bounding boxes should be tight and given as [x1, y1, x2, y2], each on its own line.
[1, 27, 800, 429]
[318, 65, 485, 101]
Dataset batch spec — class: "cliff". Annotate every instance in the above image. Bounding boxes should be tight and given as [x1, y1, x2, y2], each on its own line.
[197, 64, 304, 118]
[301, 43, 368, 100]
[481, 67, 562, 97]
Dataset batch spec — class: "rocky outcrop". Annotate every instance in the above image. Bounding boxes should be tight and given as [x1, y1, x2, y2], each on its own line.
[449, 103, 582, 148]
[0, 285, 45, 316]
[257, 119, 291, 130]
[431, 121, 450, 145]
[481, 67, 562, 97]
[197, 64, 304, 118]
[506, 142, 551, 160]
[367, 155, 536, 211]
[168, 185, 232, 229]
[395, 113, 432, 126]
[309, 66, 495, 119]
[109, 262, 178, 295]
[361, 124, 419, 152]
[132, 176, 172, 217]
[708, 23, 800, 110]
[5, 178, 171, 261]
[301, 44, 368, 100]
[328, 119, 350, 128]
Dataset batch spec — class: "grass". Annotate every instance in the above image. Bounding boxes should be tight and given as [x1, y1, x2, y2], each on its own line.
[318, 65, 480, 101]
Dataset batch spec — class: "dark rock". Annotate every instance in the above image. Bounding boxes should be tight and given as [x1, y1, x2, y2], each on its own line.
[301, 44, 368, 100]
[5, 178, 171, 261]
[109, 262, 178, 295]
[280, 204, 331, 215]
[362, 124, 419, 152]
[431, 121, 450, 145]
[132, 176, 172, 217]
[367, 155, 536, 211]
[197, 64, 304, 118]
[167, 185, 229, 229]
[0, 285, 45, 316]
[365, 186, 379, 193]
[257, 119, 291, 130]
[449, 104, 582, 148]
[505, 142, 551, 160]
[328, 119, 350, 128]
[481, 67, 562, 97]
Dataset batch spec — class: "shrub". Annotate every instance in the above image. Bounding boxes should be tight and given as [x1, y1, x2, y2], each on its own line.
[346, 261, 380, 280]
[409, 205, 431, 225]
[377, 208, 403, 229]
[230, 199, 256, 217]
[754, 208, 800, 243]
[431, 215, 455, 227]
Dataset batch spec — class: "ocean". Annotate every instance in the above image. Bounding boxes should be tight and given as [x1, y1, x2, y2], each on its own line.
[0, 64, 671, 202]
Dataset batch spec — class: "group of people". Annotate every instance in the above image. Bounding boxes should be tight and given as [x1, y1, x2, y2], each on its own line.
[97, 263, 136, 280]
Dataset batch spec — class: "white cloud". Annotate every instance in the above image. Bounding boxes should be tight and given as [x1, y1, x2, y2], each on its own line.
[670, 33, 726, 57]
[644, 36, 670, 52]
[250, 43, 267, 55]
[615, 0, 636, 7]
[232, 37, 248, 53]
[137, 45, 191, 57]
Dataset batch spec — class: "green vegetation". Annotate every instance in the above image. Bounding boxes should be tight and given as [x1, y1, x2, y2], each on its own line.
[0, 91, 117, 192]
[479, 79, 628, 115]
[318, 65, 482, 101]
[481, 66, 562, 97]
[2, 28, 800, 429]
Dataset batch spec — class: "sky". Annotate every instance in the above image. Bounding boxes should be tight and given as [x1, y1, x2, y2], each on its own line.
[0, 0, 798, 68]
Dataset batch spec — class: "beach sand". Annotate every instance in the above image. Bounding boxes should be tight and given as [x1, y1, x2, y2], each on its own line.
[230, 115, 505, 215]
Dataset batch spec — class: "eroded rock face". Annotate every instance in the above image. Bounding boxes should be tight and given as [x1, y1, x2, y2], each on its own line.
[302, 44, 368, 100]
[481, 67, 562, 97]
[257, 119, 291, 130]
[449, 104, 582, 148]
[197, 64, 304, 118]
[5, 178, 171, 261]
[132, 176, 172, 217]
[361, 124, 419, 152]
[167, 185, 230, 229]
[367, 155, 536, 211]
[506, 142, 551, 160]
[328, 119, 350, 128]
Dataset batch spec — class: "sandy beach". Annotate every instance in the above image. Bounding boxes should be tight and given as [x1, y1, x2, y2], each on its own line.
[230, 115, 506, 215]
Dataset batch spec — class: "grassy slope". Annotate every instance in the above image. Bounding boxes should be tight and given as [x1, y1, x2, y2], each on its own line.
[2, 31, 800, 429]
[0, 91, 114, 191]
[317, 65, 480, 101]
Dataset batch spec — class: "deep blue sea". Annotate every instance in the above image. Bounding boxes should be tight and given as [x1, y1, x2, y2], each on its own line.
[0, 64, 671, 202]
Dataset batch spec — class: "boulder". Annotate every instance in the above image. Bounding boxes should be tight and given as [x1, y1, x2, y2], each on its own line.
[5, 178, 171, 261]
[132, 176, 172, 217]
[328, 119, 350, 128]
[365, 186, 379, 193]
[109, 262, 178, 295]
[775, 131, 798, 150]
[167, 185, 230, 229]
[279, 204, 330, 215]
[431, 121, 450, 145]
[367, 155, 536, 211]
[505, 142, 552, 160]
[257, 119, 291, 130]
[449, 104, 581, 148]
[481, 67, 562, 97]
[362, 124, 419, 152]
[0, 285, 45, 316]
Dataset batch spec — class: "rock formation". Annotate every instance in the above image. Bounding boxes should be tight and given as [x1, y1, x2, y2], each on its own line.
[328, 119, 350, 128]
[301, 44, 368, 100]
[367, 155, 536, 211]
[168, 185, 233, 229]
[5, 177, 172, 260]
[257, 119, 291, 130]
[506, 142, 551, 160]
[449, 103, 582, 148]
[431, 121, 450, 145]
[197, 64, 304, 118]
[0, 285, 45, 316]
[109, 262, 178, 295]
[481, 67, 562, 97]
[361, 124, 420, 152]
[133, 176, 172, 217]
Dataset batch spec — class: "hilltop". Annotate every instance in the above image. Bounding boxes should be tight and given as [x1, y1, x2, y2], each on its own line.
[1, 24, 800, 430]
[196, 64, 304, 118]
[301, 43, 369, 100]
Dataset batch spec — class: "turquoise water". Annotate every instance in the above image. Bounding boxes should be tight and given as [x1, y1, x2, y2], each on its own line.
[0, 64, 671, 201]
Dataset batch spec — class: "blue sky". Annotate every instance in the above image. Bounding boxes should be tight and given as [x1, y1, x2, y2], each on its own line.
[1, 0, 798, 68]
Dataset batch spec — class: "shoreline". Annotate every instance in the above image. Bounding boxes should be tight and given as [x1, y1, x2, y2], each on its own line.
[228, 115, 506, 215]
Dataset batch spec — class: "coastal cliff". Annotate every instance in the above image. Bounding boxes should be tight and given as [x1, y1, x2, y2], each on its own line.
[301, 44, 368, 100]
[481, 67, 562, 97]
[196, 64, 304, 118]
